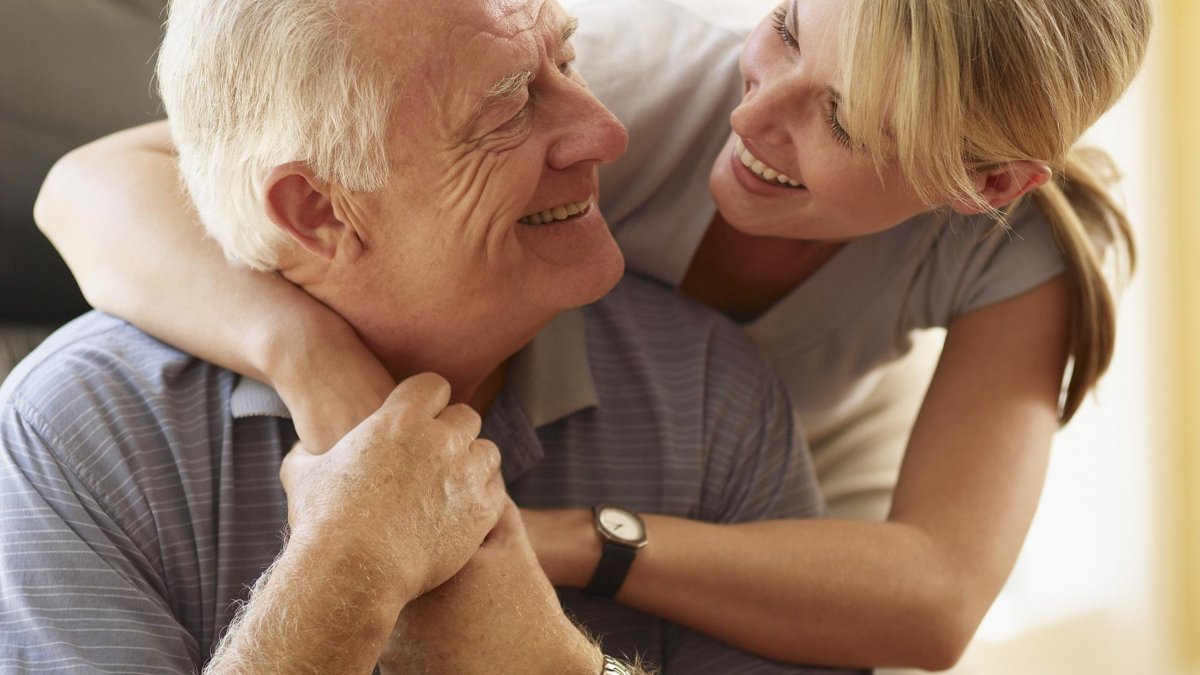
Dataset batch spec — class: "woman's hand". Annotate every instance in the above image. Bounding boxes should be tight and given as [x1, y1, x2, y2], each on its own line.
[518, 508, 598, 589]
[382, 501, 603, 675]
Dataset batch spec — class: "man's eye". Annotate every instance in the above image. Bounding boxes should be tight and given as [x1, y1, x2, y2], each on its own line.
[558, 59, 575, 75]
[504, 100, 533, 127]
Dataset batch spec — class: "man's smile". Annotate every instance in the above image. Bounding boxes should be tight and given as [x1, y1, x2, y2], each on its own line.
[518, 196, 594, 225]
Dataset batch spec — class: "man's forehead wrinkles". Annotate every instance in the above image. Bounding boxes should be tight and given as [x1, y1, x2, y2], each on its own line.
[483, 0, 548, 33]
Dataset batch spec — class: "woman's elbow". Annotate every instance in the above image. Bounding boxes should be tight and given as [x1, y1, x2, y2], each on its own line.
[33, 149, 115, 311]
[33, 152, 77, 240]
[905, 588, 985, 671]
[910, 622, 972, 671]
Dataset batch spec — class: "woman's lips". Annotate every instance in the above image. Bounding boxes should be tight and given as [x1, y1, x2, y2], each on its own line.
[729, 142, 808, 197]
[735, 136, 804, 188]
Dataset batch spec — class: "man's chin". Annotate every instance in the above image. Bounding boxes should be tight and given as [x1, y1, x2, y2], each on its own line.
[516, 207, 625, 306]
[546, 244, 625, 311]
[578, 248, 626, 304]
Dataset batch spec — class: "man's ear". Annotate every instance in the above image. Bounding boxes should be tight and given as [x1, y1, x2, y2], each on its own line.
[950, 161, 1052, 214]
[263, 163, 362, 261]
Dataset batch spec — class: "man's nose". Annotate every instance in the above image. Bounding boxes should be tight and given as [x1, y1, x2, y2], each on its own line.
[546, 86, 629, 171]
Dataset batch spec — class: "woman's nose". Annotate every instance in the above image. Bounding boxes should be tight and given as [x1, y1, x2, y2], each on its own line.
[730, 80, 793, 148]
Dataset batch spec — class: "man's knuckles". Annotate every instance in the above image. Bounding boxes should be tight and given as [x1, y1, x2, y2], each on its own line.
[386, 372, 452, 415]
[436, 402, 482, 433]
[469, 438, 502, 472]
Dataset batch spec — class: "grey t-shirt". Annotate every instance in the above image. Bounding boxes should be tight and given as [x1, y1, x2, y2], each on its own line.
[0, 275, 854, 675]
[574, 0, 1067, 439]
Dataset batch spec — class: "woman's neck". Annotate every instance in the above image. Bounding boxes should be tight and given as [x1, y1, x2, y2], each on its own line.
[680, 212, 846, 323]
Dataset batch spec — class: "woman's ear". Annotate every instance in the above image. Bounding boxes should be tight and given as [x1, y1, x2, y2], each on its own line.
[950, 161, 1052, 214]
[263, 163, 363, 261]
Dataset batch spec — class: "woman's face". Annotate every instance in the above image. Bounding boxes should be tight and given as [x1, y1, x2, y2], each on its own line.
[708, 0, 932, 241]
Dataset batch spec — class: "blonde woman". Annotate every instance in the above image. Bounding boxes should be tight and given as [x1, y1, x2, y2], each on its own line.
[36, 0, 1149, 669]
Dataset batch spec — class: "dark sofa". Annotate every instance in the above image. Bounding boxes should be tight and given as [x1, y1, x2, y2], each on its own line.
[1, 0, 168, 379]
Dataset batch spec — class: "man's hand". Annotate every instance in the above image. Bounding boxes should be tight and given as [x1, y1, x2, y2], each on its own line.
[380, 500, 604, 675]
[207, 373, 505, 673]
[279, 372, 507, 603]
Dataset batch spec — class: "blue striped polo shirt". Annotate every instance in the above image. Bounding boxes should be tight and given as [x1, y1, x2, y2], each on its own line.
[0, 274, 855, 674]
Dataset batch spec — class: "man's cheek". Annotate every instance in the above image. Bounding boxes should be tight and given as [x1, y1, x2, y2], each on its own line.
[447, 149, 533, 224]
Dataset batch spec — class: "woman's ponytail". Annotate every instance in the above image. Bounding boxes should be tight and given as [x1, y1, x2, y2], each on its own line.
[1031, 147, 1136, 422]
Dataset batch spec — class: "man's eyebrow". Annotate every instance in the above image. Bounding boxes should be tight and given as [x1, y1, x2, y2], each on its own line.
[485, 68, 536, 104]
[457, 16, 581, 138]
[454, 67, 533, 140]
[484, 16, 578, 101]
[560, 16, 580, 46]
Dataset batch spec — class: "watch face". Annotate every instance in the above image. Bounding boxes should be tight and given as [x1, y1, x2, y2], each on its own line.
[598, 507, 645, 544]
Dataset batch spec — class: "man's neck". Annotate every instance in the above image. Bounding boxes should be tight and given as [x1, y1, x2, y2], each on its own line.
[462, 361, 509, 413]
[285, 262, 551, 416]
[362, 317, 548, 416]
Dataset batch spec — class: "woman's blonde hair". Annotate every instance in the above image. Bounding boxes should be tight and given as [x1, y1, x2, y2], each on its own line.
[839, 0, 1152, 422]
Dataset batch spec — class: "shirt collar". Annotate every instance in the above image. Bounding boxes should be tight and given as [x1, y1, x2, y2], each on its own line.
[506, 308, 599, 428]
[230, 308, 599, 427]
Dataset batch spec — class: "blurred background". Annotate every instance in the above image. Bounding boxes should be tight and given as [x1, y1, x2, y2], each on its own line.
[624, 1, 1196, 673]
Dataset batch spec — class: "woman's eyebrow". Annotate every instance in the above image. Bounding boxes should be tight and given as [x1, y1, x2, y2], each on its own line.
[789, 0, 800, 43]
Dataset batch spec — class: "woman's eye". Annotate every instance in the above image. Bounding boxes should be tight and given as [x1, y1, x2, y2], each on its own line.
[772, 7, 799, 50]
[825, 101, 853, 150]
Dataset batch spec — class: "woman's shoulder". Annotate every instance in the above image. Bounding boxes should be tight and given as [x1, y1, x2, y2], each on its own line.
[903, 200, 1066, 326]
[573, 0, 744, 276]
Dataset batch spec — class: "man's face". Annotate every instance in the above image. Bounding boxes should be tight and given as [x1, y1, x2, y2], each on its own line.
[333, 0, 627, 347]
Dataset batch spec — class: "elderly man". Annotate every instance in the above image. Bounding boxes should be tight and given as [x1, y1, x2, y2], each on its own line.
[1, 0, 838, 673]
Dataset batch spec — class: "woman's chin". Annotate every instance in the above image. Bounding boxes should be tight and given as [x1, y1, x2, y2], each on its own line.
[709, 184, 798, 240]
[709, 158, 808, 240]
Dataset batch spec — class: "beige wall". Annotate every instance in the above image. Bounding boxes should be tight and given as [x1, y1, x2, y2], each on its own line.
[1160, 0, 1200, 667]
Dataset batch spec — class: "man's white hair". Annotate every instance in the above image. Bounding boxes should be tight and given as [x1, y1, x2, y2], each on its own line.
[157, 0, 396, 270]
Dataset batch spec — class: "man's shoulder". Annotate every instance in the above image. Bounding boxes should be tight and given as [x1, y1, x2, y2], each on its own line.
[583, 274, 771, 381]
[0, 311, 235, 450]
[586, 272, 733, 332]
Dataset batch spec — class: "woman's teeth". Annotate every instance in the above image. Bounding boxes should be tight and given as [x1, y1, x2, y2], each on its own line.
[735, 137, 802, 187]
[518, 197, 593, 225]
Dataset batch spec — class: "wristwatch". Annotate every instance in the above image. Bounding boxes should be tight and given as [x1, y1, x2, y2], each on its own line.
[601, 655, 636, 675]
[584, 504, 648, 599]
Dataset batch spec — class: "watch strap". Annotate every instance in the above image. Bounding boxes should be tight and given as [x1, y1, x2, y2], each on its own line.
[584, 539, 638, 599]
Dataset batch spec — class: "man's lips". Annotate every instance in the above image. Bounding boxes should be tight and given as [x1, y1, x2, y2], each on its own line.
[518, 196, 595, 226]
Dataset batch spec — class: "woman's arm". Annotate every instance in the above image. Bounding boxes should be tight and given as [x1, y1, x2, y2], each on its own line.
[34, 121, 392, 450]
[525, 276, 1070, 670]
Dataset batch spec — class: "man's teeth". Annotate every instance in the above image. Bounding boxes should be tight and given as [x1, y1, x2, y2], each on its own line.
[518, 197, 593, 225]
[735, 137, 802, 187]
